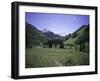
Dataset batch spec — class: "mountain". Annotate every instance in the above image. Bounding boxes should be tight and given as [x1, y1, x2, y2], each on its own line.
[26, 22, 47, 48]
[64, 25, 89, 45]
[43, 31, 63, 40]
[26, 22, 63, 48]
[42, 28, 49, 33]
[64, 25, 89, 52]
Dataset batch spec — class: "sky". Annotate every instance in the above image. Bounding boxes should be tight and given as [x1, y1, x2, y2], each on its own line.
[25, 12, 89, 36]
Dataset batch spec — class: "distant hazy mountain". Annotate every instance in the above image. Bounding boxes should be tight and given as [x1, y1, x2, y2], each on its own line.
[42, 28, 49, 33]
[43, 31, 63, 40]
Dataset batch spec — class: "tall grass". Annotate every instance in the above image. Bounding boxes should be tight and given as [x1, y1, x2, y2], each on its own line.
[25, 47, 89, 68]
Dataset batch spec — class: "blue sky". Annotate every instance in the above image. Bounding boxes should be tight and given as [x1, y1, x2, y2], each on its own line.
[25, 12, 89, 36]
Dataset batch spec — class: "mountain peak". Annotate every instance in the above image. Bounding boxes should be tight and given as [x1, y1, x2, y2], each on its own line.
[42, 28, 49, 33]
[57, 32, 67, 37]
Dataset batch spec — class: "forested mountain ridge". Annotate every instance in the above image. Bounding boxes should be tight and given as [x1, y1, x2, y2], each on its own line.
[64, 25, 89, 52]
[26, 22, 89, 52]
[26, 22, 63, 48]
[64, 25, 89, 44]
[26, 22, 47, 48]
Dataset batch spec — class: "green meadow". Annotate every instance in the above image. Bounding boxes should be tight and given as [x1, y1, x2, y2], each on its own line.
[26, 47, 89, 68]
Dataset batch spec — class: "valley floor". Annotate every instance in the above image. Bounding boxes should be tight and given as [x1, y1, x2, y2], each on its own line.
[25, 47, 89, 68]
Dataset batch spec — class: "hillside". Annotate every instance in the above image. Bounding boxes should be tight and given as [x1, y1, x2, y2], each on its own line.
[26, 22, 64, 48]
[43, 31, 63, 40]
[64, 25, 89, 45]
[26, 22, 47, 48]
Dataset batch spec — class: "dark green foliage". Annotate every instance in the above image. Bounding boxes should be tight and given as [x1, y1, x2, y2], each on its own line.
[43, 39, 64, 49]
[85, 24, 89, 31]
[75, 25, 89, 43]
[75, 25, 89, 52]
[72, 32, 77, 38]
[48, 40, 52, 48]
[26, 22, 47, 48]
[26, 23, 34, 48]
[64, 33, 71, 40]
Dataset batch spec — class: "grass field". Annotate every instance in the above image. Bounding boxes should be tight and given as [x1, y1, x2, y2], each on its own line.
[25, 47, 89, 68]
